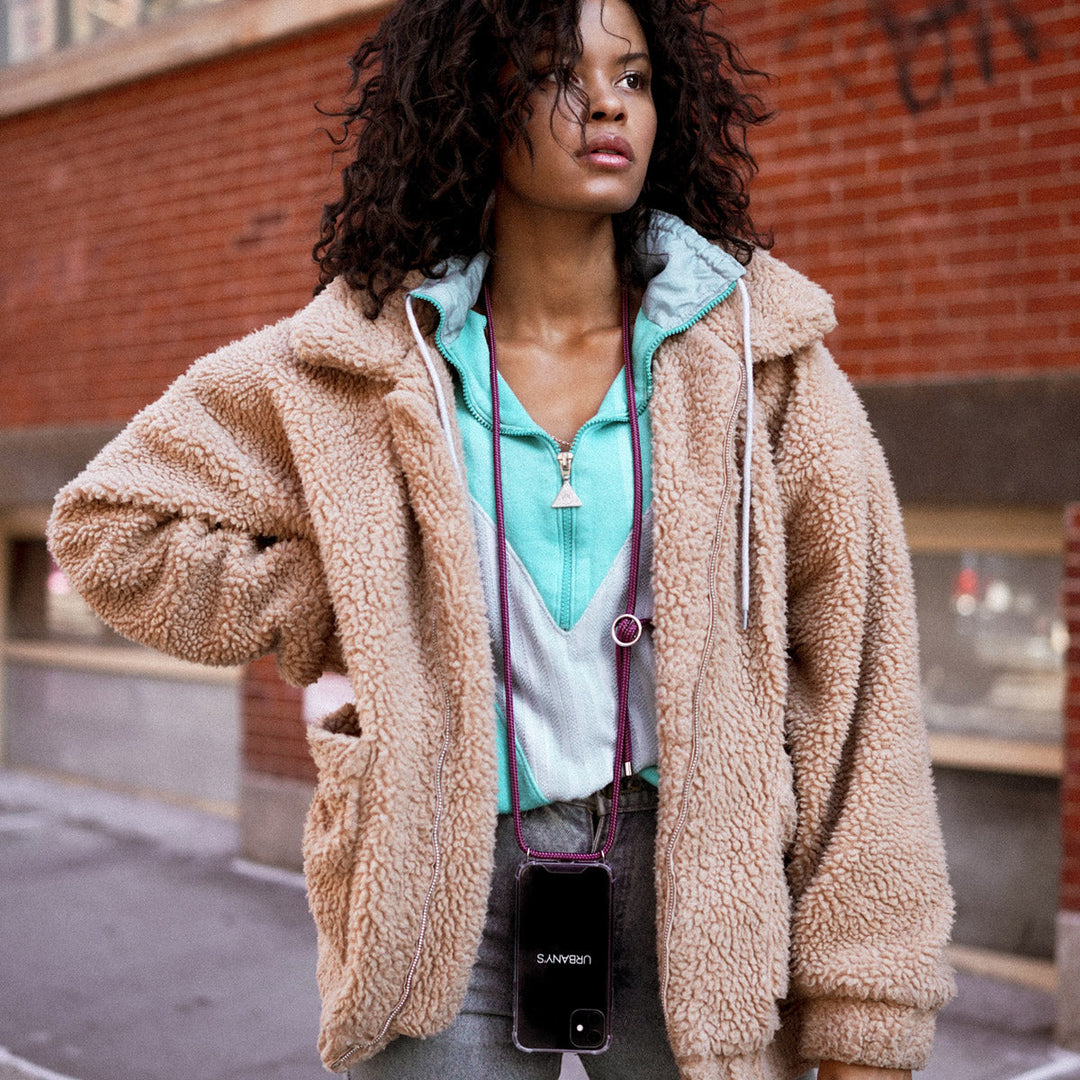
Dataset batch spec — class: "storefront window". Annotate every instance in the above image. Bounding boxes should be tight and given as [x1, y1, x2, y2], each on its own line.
[3, 0, 56, 63]
[2, 529, 241, 805]
[913, 549, 1066, 745]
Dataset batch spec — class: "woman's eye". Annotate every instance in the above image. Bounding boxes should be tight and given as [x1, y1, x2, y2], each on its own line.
[618, 71, 649, 91]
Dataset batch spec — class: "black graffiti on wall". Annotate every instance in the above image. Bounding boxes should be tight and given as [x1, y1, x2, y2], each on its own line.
[871, 0, 1041, 112]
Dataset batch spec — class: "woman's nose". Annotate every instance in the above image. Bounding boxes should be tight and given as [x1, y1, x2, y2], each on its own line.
[586, 81, 625, 122]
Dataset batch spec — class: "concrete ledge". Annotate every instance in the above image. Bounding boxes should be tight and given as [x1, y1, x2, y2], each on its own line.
[928, 733, 1063, 777]
[948, 943, 1057, 993]
[238, 769, 313, 872]
[857, 374, 1080, 506]
[0, 423, 122, 509]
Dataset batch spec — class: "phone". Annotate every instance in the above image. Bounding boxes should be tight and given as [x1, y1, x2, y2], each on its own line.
[513, 860, 613, 1054]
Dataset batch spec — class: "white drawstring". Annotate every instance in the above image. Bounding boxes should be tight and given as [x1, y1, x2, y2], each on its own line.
[736, 278, 753, 631]
[405, 294, 464, 486]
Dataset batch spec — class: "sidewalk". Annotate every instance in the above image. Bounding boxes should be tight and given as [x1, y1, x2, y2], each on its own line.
[1, 767, 1077, 1080]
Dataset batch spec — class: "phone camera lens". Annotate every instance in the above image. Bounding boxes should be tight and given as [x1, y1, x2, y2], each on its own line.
[569, 1008, 606, 1049]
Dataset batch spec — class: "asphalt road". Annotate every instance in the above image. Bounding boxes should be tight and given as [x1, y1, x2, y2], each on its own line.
[1, 768, 1077, 1080]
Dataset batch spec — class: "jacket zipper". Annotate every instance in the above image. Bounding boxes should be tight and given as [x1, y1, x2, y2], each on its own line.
[540, 284, 738, 632]
[330, 622, 454, 1071]
[661, 279, 739, 342]
[658, 366, 745, 1009]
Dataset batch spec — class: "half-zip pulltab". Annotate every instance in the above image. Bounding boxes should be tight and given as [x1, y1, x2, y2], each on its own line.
[551, 449, 583, 509]
[330, 619, 454, 1072]
[658, 366, 745, 1010]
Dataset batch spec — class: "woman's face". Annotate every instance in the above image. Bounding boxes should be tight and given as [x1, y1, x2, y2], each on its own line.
[497, 0, 657, 220]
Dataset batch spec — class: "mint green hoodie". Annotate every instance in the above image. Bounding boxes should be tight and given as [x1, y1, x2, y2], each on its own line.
[410, 212, 745, 811]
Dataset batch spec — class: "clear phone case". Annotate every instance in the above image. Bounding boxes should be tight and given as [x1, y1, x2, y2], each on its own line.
[513, 860, 613, 1054]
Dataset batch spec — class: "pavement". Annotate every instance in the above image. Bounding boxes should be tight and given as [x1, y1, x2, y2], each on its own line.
[1, 767, 1078, 1080]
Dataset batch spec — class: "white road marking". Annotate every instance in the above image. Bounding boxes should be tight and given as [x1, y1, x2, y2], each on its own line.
[1005, 1051, 1080, 1080]
[0, 1047, 79, 1080]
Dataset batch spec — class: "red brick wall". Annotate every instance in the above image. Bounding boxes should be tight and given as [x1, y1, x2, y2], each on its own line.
[1064, 505, 1080, 912]
[243, 656, 313, 783]
[1, 17, 385, 781]
[0, 15, 382, 428]
[723, 0, 1079, 381]
[3, 1, 1076, 428]
[2, 0, 1076, 786]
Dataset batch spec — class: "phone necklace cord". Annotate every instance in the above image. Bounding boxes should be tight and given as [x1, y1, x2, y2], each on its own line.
[483, 279, 644, 862]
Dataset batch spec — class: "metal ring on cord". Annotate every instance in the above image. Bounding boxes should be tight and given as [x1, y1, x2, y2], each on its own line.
[611, 613, 643, 647]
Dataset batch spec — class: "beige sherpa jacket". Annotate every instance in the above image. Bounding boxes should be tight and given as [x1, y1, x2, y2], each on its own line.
[48, 250, 954, 1079]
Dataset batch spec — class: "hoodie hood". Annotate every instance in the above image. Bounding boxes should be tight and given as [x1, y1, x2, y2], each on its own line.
[290, 217, 835, 385]
[409, 211, 748, 351]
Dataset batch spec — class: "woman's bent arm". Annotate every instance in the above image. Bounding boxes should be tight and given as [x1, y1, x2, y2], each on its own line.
[47, 321, 338, 686]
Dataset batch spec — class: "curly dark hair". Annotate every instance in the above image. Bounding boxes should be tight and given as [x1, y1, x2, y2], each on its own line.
[314, 0, 773, 315]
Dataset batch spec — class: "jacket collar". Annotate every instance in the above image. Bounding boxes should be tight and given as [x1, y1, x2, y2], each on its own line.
[289, 273, 430, 385]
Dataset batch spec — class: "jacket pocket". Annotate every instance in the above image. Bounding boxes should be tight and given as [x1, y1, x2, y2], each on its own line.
[303, 703, 373, 981]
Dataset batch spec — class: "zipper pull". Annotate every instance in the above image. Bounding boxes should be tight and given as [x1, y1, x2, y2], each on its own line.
[551, 450, 582, 508]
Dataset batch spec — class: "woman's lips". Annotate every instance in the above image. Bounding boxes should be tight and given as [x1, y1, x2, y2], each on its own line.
[580, 134, 635, 168]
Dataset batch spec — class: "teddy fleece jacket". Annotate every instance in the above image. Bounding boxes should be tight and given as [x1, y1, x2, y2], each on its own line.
[47, 247, 955, 1079]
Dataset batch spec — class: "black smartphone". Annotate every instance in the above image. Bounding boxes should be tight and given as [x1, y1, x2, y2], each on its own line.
[513, 860, 613, 1054]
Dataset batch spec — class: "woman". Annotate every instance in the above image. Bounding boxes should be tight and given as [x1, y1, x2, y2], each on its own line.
[46, 0, 954, 1077]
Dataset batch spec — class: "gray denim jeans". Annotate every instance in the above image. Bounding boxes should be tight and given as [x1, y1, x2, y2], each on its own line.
[349, 783, 681, 1080]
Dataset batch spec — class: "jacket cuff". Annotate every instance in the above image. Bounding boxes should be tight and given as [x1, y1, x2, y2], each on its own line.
[798, 997, 937, 1070]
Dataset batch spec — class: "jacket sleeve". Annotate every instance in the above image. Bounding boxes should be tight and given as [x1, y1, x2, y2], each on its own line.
[46, 322, 339, 687]
[773, 341, 955, 1069]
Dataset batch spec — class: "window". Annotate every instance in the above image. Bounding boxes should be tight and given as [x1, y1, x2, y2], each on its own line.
[3, 0, 56, 63]
[1, 0, 226, 67]
[0, 508, 241, 679]
[0, 0, 385, 119]
[905, 506, 1066, 775]
[914, 549, 1066, 744]
[0, 513, 242, 807]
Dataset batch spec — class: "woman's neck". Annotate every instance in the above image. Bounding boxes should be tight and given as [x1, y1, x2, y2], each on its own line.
[488, 198, 622, 345]
[482, 194, 633, 445]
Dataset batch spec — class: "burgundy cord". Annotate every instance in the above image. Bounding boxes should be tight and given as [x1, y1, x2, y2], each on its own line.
[484, 281, 644, 861]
